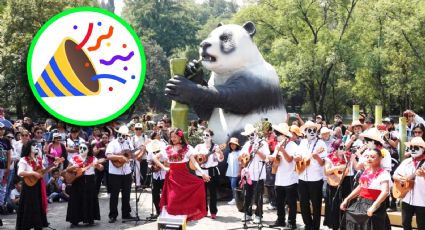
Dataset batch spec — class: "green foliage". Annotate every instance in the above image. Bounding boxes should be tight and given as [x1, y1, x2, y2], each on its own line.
[233, 0, 425, 118]
[0, 0, 96, 119]
[122, 0, 200, 56]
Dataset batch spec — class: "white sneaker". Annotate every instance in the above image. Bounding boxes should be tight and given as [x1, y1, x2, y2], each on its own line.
[253, 215, 261, 224]
[240, 214, 252, 222]
[227, 199, 236, 205]
[267, 204, 276, 210]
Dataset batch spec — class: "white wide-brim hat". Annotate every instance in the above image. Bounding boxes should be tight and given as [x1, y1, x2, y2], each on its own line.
[272, 123, 292, 138]
[117, 125, 130, 135]
[241, 124, 256, 136]
[300, 121, 321, 134]
[405, 137, 425, 149]
[359, 128, 384, 144]
[146, 140, 162, 152]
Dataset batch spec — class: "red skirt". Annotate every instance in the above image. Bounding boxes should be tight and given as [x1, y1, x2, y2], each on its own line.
[160, 162, 206, 221]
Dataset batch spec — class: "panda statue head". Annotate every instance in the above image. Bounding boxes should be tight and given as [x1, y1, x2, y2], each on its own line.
[199, 21, 263, 75]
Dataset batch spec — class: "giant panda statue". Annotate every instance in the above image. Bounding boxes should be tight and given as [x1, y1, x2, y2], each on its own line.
[165, 21, 287, 144]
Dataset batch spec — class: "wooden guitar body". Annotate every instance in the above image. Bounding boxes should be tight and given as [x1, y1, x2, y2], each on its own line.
[327, 165, 348, 187]
[24, 157, 65, 187]
[270, 155, 281, 175]
[393, 179, 415, 199]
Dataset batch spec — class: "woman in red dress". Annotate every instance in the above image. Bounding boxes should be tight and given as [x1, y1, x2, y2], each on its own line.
[154, 128, 209, 221]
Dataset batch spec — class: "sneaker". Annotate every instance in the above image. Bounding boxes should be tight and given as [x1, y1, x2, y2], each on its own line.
[286, 223, 297, 229]
[240, 214, 252, 222]
[227, 199, 236, 205]
[253, 216, 261, 224]
[269, 220, 285, 227]
[267, 204, 276, 210]
[211, 214, 217, 219]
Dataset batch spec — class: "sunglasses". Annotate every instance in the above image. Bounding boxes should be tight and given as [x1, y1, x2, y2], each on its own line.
[135, 128, 142, 131]
[153, 150, 161, 154]
[409, 146, 420, 151]
[307, 128, 317, 133]
[364, 137, 373, 142]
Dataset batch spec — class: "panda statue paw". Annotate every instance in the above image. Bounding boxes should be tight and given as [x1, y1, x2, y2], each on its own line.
[184, 59, 205, 85]
[165, 75, 204, 105]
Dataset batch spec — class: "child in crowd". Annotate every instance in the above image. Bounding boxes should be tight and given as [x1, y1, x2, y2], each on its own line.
[226, 137, 241, 205]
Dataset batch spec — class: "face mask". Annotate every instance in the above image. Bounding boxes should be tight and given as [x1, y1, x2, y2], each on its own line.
[117, 133, 126, 143]
[277, 135, 286, 142]
[306, 128, 317, 141]
[31, 144, 40, 155]
[248, 133, 256, 143]
[203, 133, 212, 143]
[411, 146, 424, 159]
[79, 144, 89, 158]
[366, 140, 376, 149]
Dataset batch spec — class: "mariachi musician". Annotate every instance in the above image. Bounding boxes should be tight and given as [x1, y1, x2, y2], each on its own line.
[323, 139, 356, 230]
[146, 139, 167, 217]
[239, 124, 270, 224]
[294, 121, 327, 230]
[194, 128, 224, 219]
[393, 137, 425, 230]
[105, 126, 139, 223]
[268, 123, 298, 229]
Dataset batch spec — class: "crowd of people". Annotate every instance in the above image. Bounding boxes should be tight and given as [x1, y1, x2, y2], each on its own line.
[0, 105, 424, 230]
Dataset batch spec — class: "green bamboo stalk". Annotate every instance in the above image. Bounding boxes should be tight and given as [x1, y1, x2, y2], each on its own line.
[399, 117, 407, 161]
[375, 105, 383, 126]
[353, 105, 360, 121]
[170, 58, 189, 137]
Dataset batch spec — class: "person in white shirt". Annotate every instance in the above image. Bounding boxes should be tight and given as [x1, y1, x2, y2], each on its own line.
[146, 139, 167, 217]
[65, 142, 103, 227]
[355, 128, 392, 172]
[268, 123, 298, 229]
[345, 120, 365, 153]
[294, 121, 327, 230]
[393, 137, 425, 230]
[131, 123, 148, 187]
[105, 126, 136, 223]
[65, 127, 85, 162]
[194, 129, 224, 219]
[239, 124, 270, 224]
[226, 137, 241, 205]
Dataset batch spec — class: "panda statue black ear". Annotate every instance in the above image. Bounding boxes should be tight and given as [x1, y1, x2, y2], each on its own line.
[243, 21, 256, 38]
[217, 22, 223, 27]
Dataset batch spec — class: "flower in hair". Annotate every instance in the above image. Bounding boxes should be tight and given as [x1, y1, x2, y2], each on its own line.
[177, 130, 184, 137]
[380, 148, 386, 158]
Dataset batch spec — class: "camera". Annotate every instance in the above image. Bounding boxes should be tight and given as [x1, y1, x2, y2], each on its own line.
[288, 113, 296, 118]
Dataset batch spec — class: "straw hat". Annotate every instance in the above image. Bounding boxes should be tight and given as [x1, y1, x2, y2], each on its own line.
[405, 137, 425, 149]
[290, 125, 303, 137]
[146, 140, 162, 153]
[228, 137, 240, 147]
[300, 121, 321, 133]
[319, 127, 332, 138]
[116, 125, 130, 135]
[272, 123, 292, 138]
[348, 120, 364, 132]
[359, 128, 384, 144]
[241, 124, 256, 136]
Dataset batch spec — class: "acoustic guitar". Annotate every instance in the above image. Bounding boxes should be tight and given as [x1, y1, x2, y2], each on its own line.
[62, 158, 106, 184]
[24, 157, 65, 187]
[393, 178, 415, 199]
[189, 144, 226, 171]
[269, 140, 288, 175]
[327, 164, 349, 187]
[238, 141, 264, 169]
[295, 146, 324, 174]
[111, 145, 145, 168]
[151, 160, 169, 172]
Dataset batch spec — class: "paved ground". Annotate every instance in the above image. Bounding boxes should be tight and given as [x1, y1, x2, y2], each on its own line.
[1, 188, 404, 230]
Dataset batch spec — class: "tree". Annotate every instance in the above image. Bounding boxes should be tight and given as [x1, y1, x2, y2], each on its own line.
[0, 0, 97, 119]
[121, 0, 199, 56]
